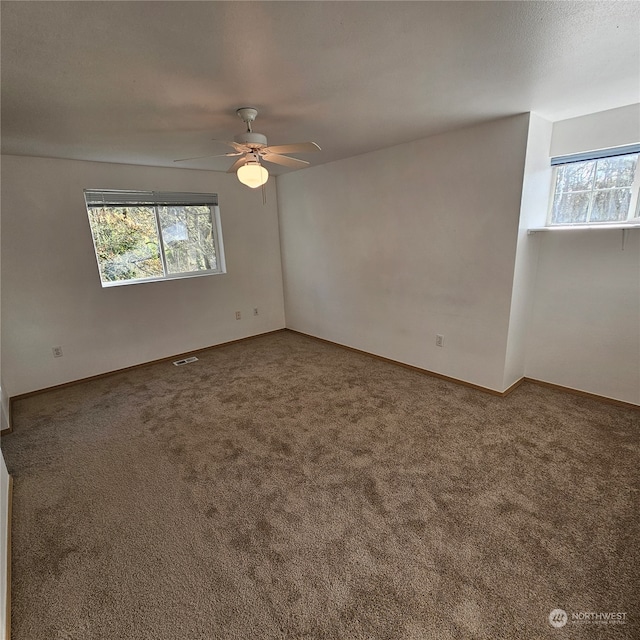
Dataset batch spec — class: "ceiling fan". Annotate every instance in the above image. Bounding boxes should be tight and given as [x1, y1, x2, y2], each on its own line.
[174, 107, 321, 189]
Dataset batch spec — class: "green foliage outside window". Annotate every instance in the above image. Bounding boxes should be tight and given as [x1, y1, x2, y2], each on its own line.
[88, 206, 163, 282]
[87, 202, 219, 285]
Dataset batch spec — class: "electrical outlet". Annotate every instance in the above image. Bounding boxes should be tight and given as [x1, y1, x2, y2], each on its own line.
[253, 307, 259, 316]
[52, 346, 63, 358]
[435, 334, 444, 347]
[235, 311, 241, 320]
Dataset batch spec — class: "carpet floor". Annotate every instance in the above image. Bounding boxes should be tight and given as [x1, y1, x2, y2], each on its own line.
[2, 330, 639, 639]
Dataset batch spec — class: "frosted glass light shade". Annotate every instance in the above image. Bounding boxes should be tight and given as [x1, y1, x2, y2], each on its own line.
[237, 162, 269, 188]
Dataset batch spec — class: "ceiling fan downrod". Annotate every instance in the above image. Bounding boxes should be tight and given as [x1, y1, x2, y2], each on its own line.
[234, 108, 267, 147]
[236, 107, 258, 133]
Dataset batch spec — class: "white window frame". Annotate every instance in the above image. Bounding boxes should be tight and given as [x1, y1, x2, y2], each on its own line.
[547, 144, 640, 227]
[84, 190, 226, 287]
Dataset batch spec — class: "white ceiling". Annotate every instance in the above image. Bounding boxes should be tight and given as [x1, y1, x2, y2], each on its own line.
[2, 1, 639, 174]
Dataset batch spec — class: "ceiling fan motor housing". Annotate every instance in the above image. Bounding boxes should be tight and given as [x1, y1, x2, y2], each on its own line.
[234, 131, 268, 148]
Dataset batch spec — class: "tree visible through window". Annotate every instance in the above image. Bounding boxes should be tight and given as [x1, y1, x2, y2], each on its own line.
[549, 148, 639, 225]
[84, 190, 225, 286]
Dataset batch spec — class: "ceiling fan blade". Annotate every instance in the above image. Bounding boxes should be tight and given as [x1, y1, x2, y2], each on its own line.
[262, 153, 309, 169]
[213, 139, 249, 153]
[227, 156, 248, 173]
[173, 152, 242, 163]
[263, 142, 321, 155]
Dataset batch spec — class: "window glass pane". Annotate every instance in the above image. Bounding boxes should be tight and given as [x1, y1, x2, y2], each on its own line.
[548, 150, 639, 226]
[158, 206, 217, 274]
[594, 155, 638, 189]
[551, 192, 590, 224]
[555, 161, 595, 193]
[590, 189, 632, 222]
[88, 206, 163, 283]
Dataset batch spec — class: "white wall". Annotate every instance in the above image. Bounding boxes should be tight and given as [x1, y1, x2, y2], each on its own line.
[527, 230, 639, 404]
[550, 104, 640, 157]
[278, 115, 530, 392]
[502, 113, 553, 389]
[0, 164, 8, 638]
[0, 452, 8, 640]
[526, 106, 640, 405]
[1, 156, 286, 396]
[0, 385, 8, 433]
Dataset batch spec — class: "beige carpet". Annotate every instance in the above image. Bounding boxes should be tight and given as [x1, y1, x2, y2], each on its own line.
[2, 330, 639, 639]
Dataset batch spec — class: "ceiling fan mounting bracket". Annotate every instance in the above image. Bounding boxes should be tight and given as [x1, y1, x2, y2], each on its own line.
[236, 107, 258, 125]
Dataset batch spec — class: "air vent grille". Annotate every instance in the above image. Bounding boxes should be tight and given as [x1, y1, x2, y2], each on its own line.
[173, 356, 199, 366]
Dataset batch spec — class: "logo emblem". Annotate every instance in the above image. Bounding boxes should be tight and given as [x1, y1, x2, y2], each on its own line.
[549, 609, 568, 628]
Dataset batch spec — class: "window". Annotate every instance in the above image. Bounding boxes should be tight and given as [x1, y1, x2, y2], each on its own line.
[84, 190, 225, 287]
[548, 145, 640, 226]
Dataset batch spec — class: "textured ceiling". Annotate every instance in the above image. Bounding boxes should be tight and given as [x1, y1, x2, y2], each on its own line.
[1, 1, 639, 174]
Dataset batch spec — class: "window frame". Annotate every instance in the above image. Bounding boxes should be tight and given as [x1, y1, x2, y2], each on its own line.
[84, 190, 226, 288]
[546, 144, 640, 227]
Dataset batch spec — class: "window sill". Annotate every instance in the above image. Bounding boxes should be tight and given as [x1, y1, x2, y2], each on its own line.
[528, 223, 640, 234]
[101, 269, 225, 288]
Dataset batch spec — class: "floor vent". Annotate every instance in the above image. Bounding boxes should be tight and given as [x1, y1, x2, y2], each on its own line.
[173, 356, 199, 366]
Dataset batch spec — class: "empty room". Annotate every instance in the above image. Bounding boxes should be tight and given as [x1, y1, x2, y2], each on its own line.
[0, 1, 638, 639]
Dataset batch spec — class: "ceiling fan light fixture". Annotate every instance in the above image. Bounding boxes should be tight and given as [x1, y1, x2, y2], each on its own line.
[237, 161, 269, 189]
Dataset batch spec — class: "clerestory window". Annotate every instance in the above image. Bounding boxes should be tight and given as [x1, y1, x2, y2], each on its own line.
[548, 145, 640, 226]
